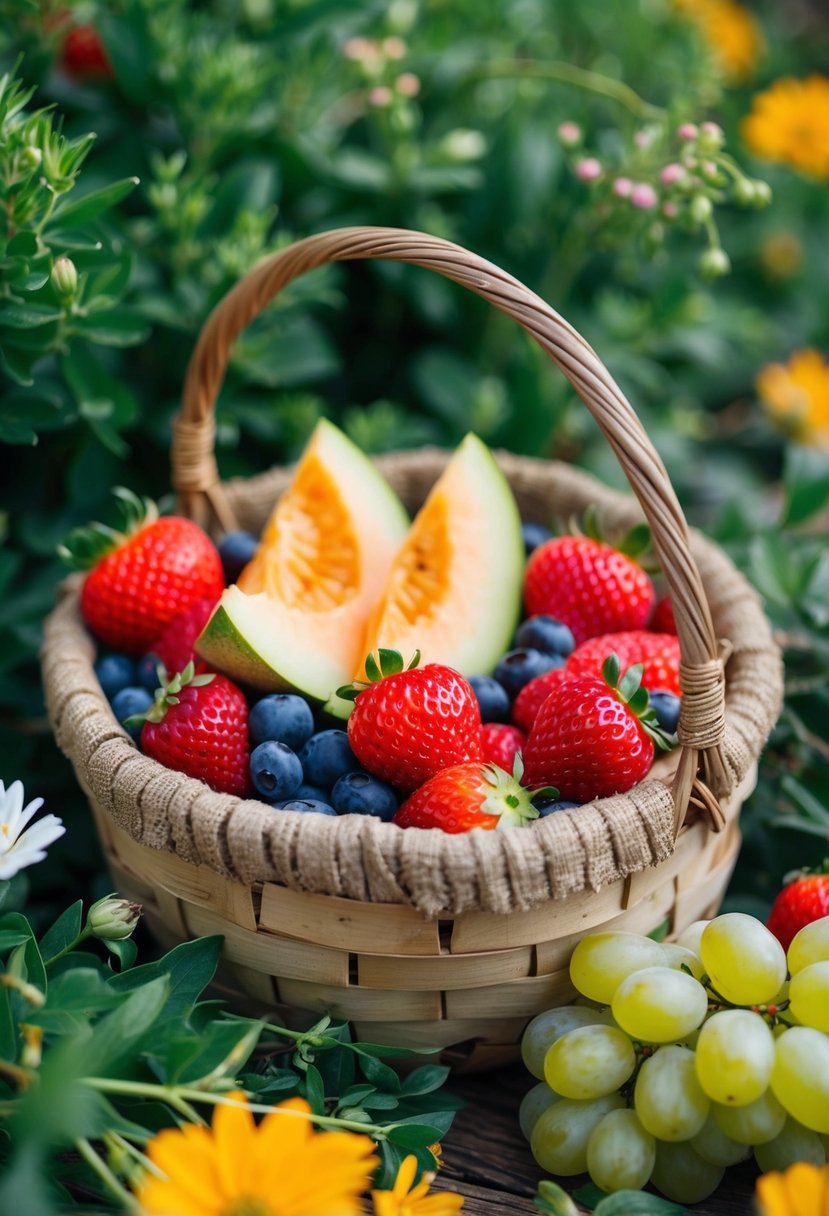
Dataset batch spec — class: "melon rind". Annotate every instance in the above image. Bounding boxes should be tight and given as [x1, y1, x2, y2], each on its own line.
[360, 432, 525, 679]
[196, 420, 409, 701]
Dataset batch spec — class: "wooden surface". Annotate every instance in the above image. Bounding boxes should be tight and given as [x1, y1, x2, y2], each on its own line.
[436, 1064, 758, 1214]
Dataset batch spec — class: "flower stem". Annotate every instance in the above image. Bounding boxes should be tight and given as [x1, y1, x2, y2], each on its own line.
[75, 1136, 142, 1213]
[44, 927, 93, 969]
[466, 58, 665, 122]
[82, 1077, 390, 1139]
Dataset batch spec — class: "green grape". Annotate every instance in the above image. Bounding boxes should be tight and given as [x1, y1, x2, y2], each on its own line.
[770, 1026, 829, 1134]
[521, 1006, 614, 1079]
[675, 919, 710, 956]
[690, 1113, 751, 1166]
[586, 1108, 655, 1192]
[569, 932, 666, 1004]
[519, 1082, 560, 1140]
[789, 961, 829, 1032]
[713, 1090, 786, 1144]
[650, 1140, 724, 1203]
[612, 966, 708, 1043]
[694, 1009, 775, 1106]
[700, 913, 787, 1005]
[544, 1024, 636, 1100]
[660, 943, 705, 980]
[788, 917, 829, 975]
[530, 1093, 625, 1175]
[634, 1045, 709, 1141]
[753, 1116, 827, 1171]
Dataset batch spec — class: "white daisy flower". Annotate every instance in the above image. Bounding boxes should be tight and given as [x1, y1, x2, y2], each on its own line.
[0, 780, 65, 880]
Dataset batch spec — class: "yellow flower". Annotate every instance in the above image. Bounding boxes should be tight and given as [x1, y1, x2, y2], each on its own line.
[372, 1155, 464, 1216]
[756, 349, 829, 451]
[742, 76, 829, 179]
[136, 1093, 379, 1216]
[755, 1161, 829, 1216]
[674, 0, 763, 83]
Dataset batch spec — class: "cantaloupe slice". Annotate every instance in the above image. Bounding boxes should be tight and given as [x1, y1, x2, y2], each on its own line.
[358, 432, 524, 679]
[195, 419, 409, 699]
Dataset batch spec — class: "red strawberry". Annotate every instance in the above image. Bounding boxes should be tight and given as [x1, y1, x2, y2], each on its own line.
[651, 595, 677, 635]
[767, 866, 829, 951]
[60, 24, 113, 79]
[62, 489, 224, 656]
[150, 596, 219, 676]
[394, 761, 542, 833]
[339, 650, 483, 793]
[481, 723, 526, 771]
[524, 536, 654, 644]
[136, 663, 251, 798]
[565, 631, 681, 697]
[522, 656, 670, 801]
[513, 667, 566, 734]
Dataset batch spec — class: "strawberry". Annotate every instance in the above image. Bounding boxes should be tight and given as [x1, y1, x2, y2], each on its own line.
[149, 596, 219, 676]
[512, 667, 566, 734]
[394, 760, 545, 833]
[338, 650, 483, 793]
[524, 536, 655, 644]
[60, 24, 114, 80]
[767, 865, 829, 950]
[481, 722, 526, 771]
[565, 630, 681, 697]
[522, 656, 671, 801]
[651, 595, 677, 635]
[61, 488, 224, 656]
[134, 663, 251, 798]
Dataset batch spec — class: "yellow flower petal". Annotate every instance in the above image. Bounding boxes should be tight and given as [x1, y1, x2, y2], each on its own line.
[142, 1125, 222, 1213]
[756, 348, 829, 451]
[393, 1156, 419, 1201]
[213, 1093, 257, 1197]
[743, 76, 829, 179]
[756, 1163, 829, 1216]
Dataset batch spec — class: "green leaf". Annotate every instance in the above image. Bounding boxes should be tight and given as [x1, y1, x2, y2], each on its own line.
[48, 178, 140, 228]
[0, 984, 15, 1060]
[79, 975, 169, 1076]
[0, 301, 62, 328]
[108, 936, 222, 1020]
[38, 901, 83, 964]
[594, 1192, 687, 1215]
[303, 1063, 326, 1113]
[0, 930, 31, 951]
[71, 309, 150, 348]
[400, 1065, 451, 1096]
[355, 1050, 401, 1092]
[164, 1019, 262, 1085]
[34, 968, 123, 1014]
[783, 446, 829, 526]
[4, 913, 46, 995]
[107, 937, 138, 970]
[535, 1179, 581, 1215]
[360, 1091, 400, 1110]
[377, 649, 405, 676]
[386, 1122, 444, 1148]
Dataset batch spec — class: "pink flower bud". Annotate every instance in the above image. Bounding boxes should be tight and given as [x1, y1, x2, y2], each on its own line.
[383, 36, 407, 59]
[613, 177, 633, 198]
[701, 121, 723, 139]
[369, 85, 393, 107]
[662, 201, 679, 218]
[702, 160, 718, 177]
[660, 163, 686, 186]
[575, 157, 602, 183]
[630, 183, 658, 210]
[396, 72, 420, 97]
[557, 121, 582, 147]
[678, 123, 698, 141]
[343, 37, 374, 60]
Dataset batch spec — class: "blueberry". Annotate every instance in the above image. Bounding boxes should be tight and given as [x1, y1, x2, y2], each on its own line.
[536, 799, 580, 817]
[522, 521, 553, 555]
[136, 652, 165, 692]
[468, 675, 512, 724]
[331, 772, 398, 821]
[276, 799, 337, 816]
[94, 654, 136, 701]
[111, 686, 154, 740]
[250, 694, 315, 750]
[494, 648, 565, 700]
[219, 530, 259, 584]
[515, 615, 575, 659]
[294, 782, 328, 802]
[250, 740, 303, 801]
[649, 690, 681, 735]
[298, 730, 361, 790]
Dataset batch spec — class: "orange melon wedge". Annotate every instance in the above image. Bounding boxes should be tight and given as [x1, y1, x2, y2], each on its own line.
[196, 420, 409, 700]
[358, 432, 524, 681]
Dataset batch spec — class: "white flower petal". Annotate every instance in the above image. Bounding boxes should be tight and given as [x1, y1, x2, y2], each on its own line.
[0, 849, 48, 879]
[16, 797, 45, 834]
[8, 816, 65, 855]
[1, 780, 25, 833]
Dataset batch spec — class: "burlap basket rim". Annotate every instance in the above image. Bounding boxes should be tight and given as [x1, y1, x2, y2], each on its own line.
[42, 447, 783, 918]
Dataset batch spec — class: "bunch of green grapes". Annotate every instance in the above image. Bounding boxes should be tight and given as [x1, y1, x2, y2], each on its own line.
[519, 913, 829, 1203]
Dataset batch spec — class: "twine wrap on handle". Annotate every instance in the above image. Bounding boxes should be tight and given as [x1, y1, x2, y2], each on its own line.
[42, 227, 784, 919]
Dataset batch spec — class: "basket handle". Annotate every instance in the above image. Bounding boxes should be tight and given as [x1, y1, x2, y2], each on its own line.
[173, 226, 730, 835]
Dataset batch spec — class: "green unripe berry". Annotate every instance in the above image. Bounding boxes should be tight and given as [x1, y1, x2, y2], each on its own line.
[752, 180, 772, 207]
[690, 195, 713, 225]
[698, 247, 731, 279]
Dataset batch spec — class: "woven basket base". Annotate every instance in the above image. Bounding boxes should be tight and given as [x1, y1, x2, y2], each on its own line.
[92, 765, 752, 1071]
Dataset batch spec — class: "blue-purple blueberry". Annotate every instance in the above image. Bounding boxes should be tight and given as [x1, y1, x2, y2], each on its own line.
[250, 693, 315, 750]
[331, 772, 398, 820]
[250, 740, 303, 801]
[468, 675, 512, 723]
[515, 615, 575, 659]
[494, 648, 565, 699]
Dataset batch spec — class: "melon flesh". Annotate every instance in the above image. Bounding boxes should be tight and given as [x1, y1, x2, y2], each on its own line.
[359, 432, 524, 678]
[196, 419, 409, 699]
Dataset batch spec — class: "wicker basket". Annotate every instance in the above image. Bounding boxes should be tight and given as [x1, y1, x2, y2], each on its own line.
[42, 227, 783, 1071]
